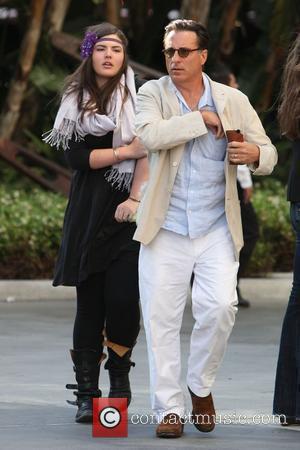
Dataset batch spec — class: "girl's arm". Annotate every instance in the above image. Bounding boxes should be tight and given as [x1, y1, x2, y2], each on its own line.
[89, 137, 146, 169]
[114, 155, 149, 222]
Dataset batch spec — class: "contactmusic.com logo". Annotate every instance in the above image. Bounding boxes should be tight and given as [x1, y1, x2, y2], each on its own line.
[93, 398, 128, 437]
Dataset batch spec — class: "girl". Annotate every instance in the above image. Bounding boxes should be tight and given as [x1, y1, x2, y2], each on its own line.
[44, 22, 148, 423]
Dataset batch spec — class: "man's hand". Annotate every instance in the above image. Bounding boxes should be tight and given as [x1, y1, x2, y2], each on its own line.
[200, 110, 224, 139]
[228, 141, 260, 165]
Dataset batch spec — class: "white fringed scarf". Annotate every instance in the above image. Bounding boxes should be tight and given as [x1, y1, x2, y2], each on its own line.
[43, 66, 137, 191]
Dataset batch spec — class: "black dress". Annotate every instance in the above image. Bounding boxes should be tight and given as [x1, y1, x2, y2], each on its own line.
[53, 132, 139, 287]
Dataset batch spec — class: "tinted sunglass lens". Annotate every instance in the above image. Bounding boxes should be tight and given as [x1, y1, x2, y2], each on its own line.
[165, 48, 175, 58]
[178, 48, 189, 58]
[164, 48, 195, 58]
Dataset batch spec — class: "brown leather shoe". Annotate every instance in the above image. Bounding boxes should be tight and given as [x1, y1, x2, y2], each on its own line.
[156, 413, 184, 438]
[188, 387, 216, 432]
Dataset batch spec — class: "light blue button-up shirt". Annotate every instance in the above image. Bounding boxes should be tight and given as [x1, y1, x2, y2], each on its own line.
[162, 74, 227, 239]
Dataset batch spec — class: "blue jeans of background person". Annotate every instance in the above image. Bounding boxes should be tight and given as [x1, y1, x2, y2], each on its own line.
[273, 202, 300, 421]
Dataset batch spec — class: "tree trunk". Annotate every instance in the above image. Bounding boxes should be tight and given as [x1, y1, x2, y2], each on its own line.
[105, 0, 120, 27]
[126, 0, 149, 56]
[0, 0, 47, 139]
[219, 0, 242, 57]
[180, 0, 212, 25]
[46, 0, 72, 34]
[257, 46, 284, 112]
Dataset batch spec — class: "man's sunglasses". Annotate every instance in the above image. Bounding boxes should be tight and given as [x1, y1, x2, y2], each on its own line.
[162, 47, 202, 58]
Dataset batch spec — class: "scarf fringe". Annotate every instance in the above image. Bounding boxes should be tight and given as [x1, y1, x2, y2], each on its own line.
[42, 119, 84, 150]
[105, 168, 133, 192]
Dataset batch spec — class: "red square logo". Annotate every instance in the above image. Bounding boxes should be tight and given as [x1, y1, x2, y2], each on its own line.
[92, 398, 128, 438]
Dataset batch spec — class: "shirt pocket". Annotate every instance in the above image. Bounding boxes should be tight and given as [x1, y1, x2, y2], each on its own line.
[200, 157, 225, 184]
[201, 134, 227, 161]
[198, 157, 226, 208]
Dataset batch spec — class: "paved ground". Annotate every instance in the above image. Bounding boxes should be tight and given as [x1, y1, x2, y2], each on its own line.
[0, 275, 299, 449]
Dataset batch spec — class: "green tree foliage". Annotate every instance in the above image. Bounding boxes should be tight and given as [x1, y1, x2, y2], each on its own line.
[0, 186, 66, 278]
[0, 180, 293, 278]
[249, 179, 294, 274]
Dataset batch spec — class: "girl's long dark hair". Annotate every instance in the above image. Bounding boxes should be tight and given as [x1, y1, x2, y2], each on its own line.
[63, 22, 129, 116]
[278, 34, 300, 140]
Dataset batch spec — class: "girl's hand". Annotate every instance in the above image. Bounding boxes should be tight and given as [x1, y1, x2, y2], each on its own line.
[127, 137, 147, 159]
[114, 198, 139, 222]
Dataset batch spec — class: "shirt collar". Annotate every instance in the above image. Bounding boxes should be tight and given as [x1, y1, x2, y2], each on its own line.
[201, 73, 214, 108]
[169, 73, 214, 111]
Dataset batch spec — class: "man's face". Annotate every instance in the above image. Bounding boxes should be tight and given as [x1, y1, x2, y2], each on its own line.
[164, 30, 207, 84]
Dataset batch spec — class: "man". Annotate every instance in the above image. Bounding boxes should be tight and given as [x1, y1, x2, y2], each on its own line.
[134, 19, 277, 438]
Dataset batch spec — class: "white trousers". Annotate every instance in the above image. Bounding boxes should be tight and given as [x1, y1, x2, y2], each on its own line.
[139, 226, 239, 419]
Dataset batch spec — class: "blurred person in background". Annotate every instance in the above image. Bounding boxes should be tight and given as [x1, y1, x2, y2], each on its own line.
[210, 65, 259, 307]
[273, 33, 300, 426]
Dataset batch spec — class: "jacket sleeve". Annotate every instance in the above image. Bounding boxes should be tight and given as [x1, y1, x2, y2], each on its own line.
[135, 81, 208, 152]
[64, 136, 93, 170]
[242, 96, 278, 175]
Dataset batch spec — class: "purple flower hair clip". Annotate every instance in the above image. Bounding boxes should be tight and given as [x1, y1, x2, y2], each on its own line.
[80, 31, 99, 59]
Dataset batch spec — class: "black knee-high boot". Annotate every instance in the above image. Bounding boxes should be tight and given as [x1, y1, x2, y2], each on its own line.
[104, 348, 135, 405]
[66, 349, 103, 423]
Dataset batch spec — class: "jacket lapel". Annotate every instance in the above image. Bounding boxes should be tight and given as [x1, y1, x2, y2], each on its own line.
[208, 77, 228, 124]
[207, 75, 235, 182]
[161, 78, 186, 176]
[162, 77, 181, 117]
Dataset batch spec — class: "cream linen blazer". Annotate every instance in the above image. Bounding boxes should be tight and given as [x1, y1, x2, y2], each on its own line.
[133, 75, 277, 259]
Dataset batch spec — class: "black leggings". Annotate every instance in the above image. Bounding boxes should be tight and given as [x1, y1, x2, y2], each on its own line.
[73, 252, 140, 353]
